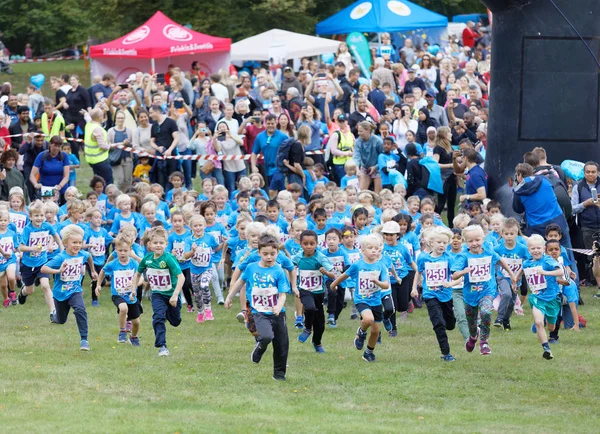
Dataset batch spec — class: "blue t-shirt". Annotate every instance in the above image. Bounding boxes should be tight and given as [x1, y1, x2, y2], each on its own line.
[102, 257, 139, 303]
[237, 250, 294, 272]
[227, 236, 247, 266]
[21, 222, 57, 268]
[84, 226, 114, 266]
[185, 234, 219, 274]
[110, 213, 139, 235]
[400, 232, 420, 261]
[9, 211, 29, 235]
[165, 187, 187, 204]
[465, 165, 488, 196]
[67, 154, 79, 182]
[418, 252, 454, 302]
[168, 229, 192, 270]
[322, 247, 349, 287]
[451, 250, 501, 307]
[292, 250, 333, 294]
[33, 151, 70, 194]
[346, 259, 389, 307]
[0, 229, 19, 269]
[523, 255, 561, 302]
[242, 263, 290, 315]
[284, 239, 302, 257]
[383, 242, 414, 281]
[252, 130, 288, 177]
[378, 152, 400, 186]
[46, 250, 90, 301]
[340, 175, 359, 189]
[494, 240, 529, 283]
[205, 223, 228, 263]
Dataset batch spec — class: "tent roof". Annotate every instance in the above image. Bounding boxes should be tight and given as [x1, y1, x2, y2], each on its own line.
[316, 0, 448, 35]
[230, 29, 340, 61]
[90, 11, 231, 59]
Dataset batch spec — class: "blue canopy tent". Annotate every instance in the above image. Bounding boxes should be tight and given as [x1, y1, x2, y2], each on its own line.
[316, 0, 448, 35]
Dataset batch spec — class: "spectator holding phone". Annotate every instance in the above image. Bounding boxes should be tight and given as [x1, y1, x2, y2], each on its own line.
[106, 83, 142, 133]
[189, 122, 224, 186]
[392, 104, 418, 149]
[215, 122, 245, 193]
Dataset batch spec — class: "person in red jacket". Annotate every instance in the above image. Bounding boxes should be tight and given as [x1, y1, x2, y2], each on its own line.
[462, 21, 480, 49]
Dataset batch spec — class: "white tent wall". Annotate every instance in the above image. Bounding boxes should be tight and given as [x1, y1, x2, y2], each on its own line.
[231, 29, 340, 62]
[91, 52, 231, 82]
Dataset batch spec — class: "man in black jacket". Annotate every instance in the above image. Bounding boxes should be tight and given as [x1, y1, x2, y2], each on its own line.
[8, 106, 35, 149]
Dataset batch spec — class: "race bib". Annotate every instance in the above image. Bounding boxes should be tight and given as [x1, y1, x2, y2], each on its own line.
[386, 159, 396, 170]
[0, 236, 13, 264]
[10, 213, 27, 234]
[468, 257, 492, 283]
[348, 178, 359, 190]
[251, 285, 278, 313]
[215, 215, 227, 225]
[96, 200, 106, 215]
[192, 247, 211, 268]
[502, 258, 522, 278]
[207, 231, 221, 243]
[402, 240, 414, 257]
[29, 231, 49, 257]
[172, 241, 185, 261]
[347, 252, 361, 264]
[329, 256, 345, 277]
[299, 270, 323, 292]
[61, 257, 84, 283]
[146, 268, 172, 292]
[317, 233, 326, 248]
[425, 261, 448, 289]
[89, 236, 106, 256]
[358, 270, 379, 297]
[114, 269, 134, 294]
[524, 266, 547, 294]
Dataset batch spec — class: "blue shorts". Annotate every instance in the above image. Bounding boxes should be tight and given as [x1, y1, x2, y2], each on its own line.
[355, 302, 383, 322]
[0, 258, 16, 273]
[528, 294, 561, 325]
[269, 172, 286, 192]
[21, 264, 50, 286]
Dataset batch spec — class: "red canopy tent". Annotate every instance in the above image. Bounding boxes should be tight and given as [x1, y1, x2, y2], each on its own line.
[89, 11, 231, 82]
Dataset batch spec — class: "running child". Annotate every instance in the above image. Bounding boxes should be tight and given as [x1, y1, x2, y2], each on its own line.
[412, 226, 458, 361]
[0, 209, 19, 307]
[84, 208, 113, 306]
[323, 228, 350, 328]
[17, 201, 64, 321]
[41, 225, 96, 351]
[292, 230, 335, 353]
[523, 235, 563, 360]
[545, 240, 581, 332]
[131, 226, 184, 357]
[96, 234, 141, 346]
[451, 225, 517, 355]
[330, 233, 389, 362]
[449, 228, 469, 341]
[167, 210, 194, 312]
[225, 233, 290, 381]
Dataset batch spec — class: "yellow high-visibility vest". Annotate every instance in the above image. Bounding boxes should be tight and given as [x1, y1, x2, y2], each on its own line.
[41, 111, 65, 137]
[84, 121, 109, 164]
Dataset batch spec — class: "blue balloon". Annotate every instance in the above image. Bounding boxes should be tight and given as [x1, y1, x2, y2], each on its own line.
[428, 44, 440, 56]
[321, 53, 335, 64]
[30, 74, 45, 89]
[561, 159, 585, 181]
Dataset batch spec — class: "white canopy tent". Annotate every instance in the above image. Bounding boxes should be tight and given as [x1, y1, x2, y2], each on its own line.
[230, 29, 341, 61]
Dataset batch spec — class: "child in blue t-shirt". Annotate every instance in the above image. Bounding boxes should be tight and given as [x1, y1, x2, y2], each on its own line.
[61, 142, 80, 187]
[41, 224, 96, 351]
[493, 218, 528, 331]
[167, 210, 193, 312]
[225, 233, 291, 381]
[448, 228, 469, 341]
[201, 201, 228, 305]
[393, 213, 420, 314]
[322, 228, 350, 328]
[545, 240, 581, 332]
[17, 201, 64, 319]
[331, 233, 389, 362]
[292, 230, 335, 353]
[184, 214, 223, 323]
[0, 209, 19, 307]
[340, 226, 361, 320]
[523, 235, 563, 360]
[84, 208, 114, 307]
[96, 235, 141, 346]
[284, 219, 307, 328]
[412, 227, 458, 361]
[451, 225, 517, 356]
[340, 160, 359, 190]
[109, 194, 138, 237]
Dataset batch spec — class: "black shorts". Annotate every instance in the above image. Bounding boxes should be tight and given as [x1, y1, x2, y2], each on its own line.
[355, 303, 383, 322]
[112, 296, 141, 320]
[21, 265, 50, 287]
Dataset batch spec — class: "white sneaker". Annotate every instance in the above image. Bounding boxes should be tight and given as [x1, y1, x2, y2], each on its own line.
[158, 346, 169, 357]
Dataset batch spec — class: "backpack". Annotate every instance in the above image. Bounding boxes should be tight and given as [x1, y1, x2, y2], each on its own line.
[276, 138, 296, 173]
[535, 165, 572, 218]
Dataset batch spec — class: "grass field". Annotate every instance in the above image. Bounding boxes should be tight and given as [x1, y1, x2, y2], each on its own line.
[2, 61, 600, 433]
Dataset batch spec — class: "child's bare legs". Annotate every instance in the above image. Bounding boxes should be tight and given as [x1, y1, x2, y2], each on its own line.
[568, 302, 579, 331]
[367, 322, 380, 348]
[39, 278, 55, 313]
[0, 274, 8, 302]
[131, 317, 140, 336]
[360, 310, 380, 348]
[118, 303, 128, 329]
[6, 264, 16, 294]
[294, 296, 303, 318]
[532, 307, 550, 344]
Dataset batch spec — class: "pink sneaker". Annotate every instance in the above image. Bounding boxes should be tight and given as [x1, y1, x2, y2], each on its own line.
[465, 327, 480, 353]
[125, 321, 132, 333]
[480, 342, 491, 356]
[9, 291, 16, 305]
[196, 312, 205, 323]
[3, 299, 9, 308]
[205, 308, 214, 321]
[187, 305, 194, 313]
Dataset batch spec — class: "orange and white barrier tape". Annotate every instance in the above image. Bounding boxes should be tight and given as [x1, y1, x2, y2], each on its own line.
[10, 56, 81, 64]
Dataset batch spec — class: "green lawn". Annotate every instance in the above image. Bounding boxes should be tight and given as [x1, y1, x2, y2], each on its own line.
[8, 60, 90, 94]
[2, 62, 600, 433]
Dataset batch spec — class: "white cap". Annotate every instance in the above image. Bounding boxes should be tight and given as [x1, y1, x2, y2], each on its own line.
[126, 73, 137, 82]
[382, 221, 401, 234]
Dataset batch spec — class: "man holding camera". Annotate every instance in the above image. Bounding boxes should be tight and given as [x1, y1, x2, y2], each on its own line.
[571, 161, 600, 294]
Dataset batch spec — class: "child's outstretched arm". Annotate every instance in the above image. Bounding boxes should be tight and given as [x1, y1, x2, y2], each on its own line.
[170, 273, 184, 307]
[330, 272, 349, 292]
[273, 293, 286, 316]
[95, 269, 106, 297]
[320, 267, 336, 280]
[225, 278, 245, 308]
[41, 261, 66, 275]
[411, 271, 421, 298]
[498, 258, 517, 288]
[87, 256, 98, 281]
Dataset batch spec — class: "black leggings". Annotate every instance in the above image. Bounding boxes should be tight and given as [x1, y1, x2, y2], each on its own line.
[436, 175, 457, 228]
[300, 291, 325, 346]
[181, 268, 194, 307]
[88, 263, 103, 302]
